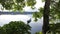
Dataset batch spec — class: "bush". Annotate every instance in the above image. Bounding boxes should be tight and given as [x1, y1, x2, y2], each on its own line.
[0, 21, 31, 34]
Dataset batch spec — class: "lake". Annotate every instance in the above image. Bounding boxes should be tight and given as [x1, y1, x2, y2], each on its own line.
[0, 15, 43, 34]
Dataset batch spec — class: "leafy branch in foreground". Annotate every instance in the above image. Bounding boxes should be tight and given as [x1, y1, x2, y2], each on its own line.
[0, 0, 36, 11]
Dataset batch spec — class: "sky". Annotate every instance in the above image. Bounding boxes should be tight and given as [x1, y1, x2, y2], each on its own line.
[0, 0, 44, 34]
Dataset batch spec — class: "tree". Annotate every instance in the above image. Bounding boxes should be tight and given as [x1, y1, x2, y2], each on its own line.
[0, 0, 36, 11]
[42, 0, 60, 34]
[0, 0, 60, 34]
[50, 0, 60, 21]
[47, 0, 60, 34]
[0, 0, 51, 34]
[33, 0, 60, 34]
[33, 0, 51, 34]
[0, 21, 31, 34]
[42, 0, 51, 34]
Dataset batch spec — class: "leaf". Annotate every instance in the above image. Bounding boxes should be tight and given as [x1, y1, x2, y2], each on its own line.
[27, 0, 36, 6]
[42, 0, 45, 2]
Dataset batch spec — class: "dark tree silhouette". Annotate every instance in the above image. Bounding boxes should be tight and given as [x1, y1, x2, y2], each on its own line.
[42, 0, 51, 34]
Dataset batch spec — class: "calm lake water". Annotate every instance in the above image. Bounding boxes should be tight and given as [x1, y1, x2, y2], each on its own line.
[0, 15, 43, 34]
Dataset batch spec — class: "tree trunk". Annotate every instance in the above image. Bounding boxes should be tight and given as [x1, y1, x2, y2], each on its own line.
[42, 0, 51, 34]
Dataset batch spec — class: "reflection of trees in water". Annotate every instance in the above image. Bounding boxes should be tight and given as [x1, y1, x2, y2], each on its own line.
[0, 21, 31, 34]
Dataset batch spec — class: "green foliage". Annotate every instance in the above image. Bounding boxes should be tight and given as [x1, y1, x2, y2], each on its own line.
[0, 0, 36, 11]
[0, 0, 25, 11]
[49, 0, 60, 23]
[0, 0, 14, 10]
[46, 23, 60, 34]
[0, 21, 31, 34]
[50, 0, 60, 19]
[27, 0, 36, 6]
[33, 7, 43, 21]
[42, 0, 45, 2]
[35, 31, 42, 34]
[33, 0, 60, 22]
[35, 32, 40, 34]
